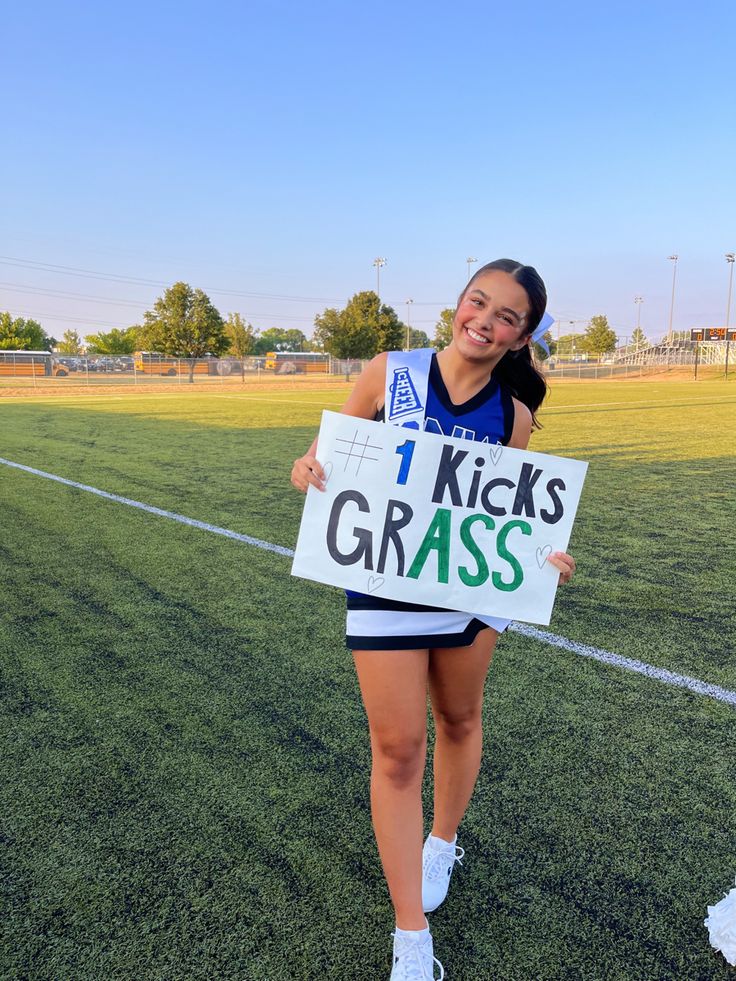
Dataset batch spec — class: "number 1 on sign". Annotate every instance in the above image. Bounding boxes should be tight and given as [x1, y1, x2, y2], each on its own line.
[395, 439, 416, 485]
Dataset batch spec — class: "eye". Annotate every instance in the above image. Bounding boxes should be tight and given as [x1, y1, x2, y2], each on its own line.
[470, 297, 483, 307]
[498, 313, 514, 325]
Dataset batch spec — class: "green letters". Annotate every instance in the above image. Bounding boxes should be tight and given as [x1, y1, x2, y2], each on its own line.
[407, 508, 451, 584]
[458, 514, 494, 586]
[492, 519, 531, 592]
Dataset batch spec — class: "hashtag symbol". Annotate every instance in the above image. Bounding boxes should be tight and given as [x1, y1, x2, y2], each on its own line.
[335, 430, 383, 476]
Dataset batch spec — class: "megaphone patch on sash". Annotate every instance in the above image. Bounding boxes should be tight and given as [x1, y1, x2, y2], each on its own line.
[389, 366, 422, 418]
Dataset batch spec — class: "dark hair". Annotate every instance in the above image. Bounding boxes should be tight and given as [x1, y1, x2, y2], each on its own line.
[459, 258, 548, 426]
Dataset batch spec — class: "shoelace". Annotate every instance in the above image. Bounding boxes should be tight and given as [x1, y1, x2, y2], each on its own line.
[390, 932, 445, 980]
[423, 843, 465, 882]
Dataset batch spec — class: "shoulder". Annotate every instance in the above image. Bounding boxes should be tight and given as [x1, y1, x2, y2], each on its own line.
[340, 352, 387, 419]
[369, 350, 390, 374]
[508, 397, 533, 450]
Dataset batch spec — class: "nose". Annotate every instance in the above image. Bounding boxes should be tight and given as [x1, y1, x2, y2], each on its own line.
[475, 309, 495, 331]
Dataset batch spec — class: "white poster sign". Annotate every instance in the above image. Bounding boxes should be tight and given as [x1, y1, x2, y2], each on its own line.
[292, 411, 588, 626]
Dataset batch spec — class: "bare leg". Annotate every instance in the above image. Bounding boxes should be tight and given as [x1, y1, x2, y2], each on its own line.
[428, 629, 498, 841]
[353, 648, 429, 931]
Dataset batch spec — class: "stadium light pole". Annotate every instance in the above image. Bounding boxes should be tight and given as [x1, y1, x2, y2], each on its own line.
[405, 298, 413, 350]
[667, 255, 678, 345]
[634, 296, 643, 350]
[725, 253, 735, 379]
[373, 257, 387, 304]
[466, 257, 478, 282]
[556, 320, 576, 358]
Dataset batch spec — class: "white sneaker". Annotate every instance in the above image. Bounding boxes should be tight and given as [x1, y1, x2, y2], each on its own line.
[422, 835, 465, 913]
[390, 928, 445, 980]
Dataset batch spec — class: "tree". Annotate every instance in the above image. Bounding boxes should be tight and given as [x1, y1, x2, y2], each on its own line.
[630, 326, 649, 350]
[433, 309, 454, 351]
[139, 282, 227, 382]
[223, 313, 258, 357]
[57, 330, 83, 355]
[376, 300, 404, 353]
[556, 332, 583, 358]
[86, 326, 139, 355]
[0, 312, 53, 351]
[313, 292, 403, 359]
[406, 327, 431, 349]
[253, 327, 308, 355]
[532, 331, 555, 361]
[581, 315, 617, 356]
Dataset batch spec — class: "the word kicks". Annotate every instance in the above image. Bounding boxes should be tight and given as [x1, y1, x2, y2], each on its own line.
[390, 929, 445, 980]
[422, 835, 465, 913]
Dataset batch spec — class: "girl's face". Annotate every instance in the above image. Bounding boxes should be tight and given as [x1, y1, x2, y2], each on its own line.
[452, 270, 531, 363]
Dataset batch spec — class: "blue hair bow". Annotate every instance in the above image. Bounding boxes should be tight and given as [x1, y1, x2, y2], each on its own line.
[531, 311, 554, 356]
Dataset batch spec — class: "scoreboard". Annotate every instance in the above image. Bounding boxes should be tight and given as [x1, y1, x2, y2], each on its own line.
[690, 328, 736, 341]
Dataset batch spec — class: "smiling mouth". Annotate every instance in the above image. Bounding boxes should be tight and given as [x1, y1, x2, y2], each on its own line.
[465, 327, 490, 345]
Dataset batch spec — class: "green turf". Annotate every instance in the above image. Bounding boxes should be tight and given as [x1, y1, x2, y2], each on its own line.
[1, 379, 735, 979]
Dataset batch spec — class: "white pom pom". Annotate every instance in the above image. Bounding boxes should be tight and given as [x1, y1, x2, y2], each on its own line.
[705, 880, 736, 967]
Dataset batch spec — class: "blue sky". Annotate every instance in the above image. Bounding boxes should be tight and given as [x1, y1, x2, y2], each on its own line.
[2, 0, 734, 344]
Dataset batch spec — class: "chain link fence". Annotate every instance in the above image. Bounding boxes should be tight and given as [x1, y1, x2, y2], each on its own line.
[2, 345, 729, 389]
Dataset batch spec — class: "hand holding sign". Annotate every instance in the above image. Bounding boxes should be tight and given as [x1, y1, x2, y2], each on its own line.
[292, 411, 587, 626]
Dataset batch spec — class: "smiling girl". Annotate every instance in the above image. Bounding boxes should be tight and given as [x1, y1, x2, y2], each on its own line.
[291, 259, 575, 980]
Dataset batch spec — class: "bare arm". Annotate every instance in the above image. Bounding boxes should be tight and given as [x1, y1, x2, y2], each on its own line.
[290, 353, 387, 493]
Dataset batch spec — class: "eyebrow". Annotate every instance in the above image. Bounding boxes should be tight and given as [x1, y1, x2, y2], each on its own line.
[469, 289, 524, 323]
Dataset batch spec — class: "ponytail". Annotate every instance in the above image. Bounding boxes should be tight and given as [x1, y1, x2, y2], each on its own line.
[492, 345, 547, 427]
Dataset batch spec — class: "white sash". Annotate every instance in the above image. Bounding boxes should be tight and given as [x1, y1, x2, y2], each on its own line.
[383, 347, 512, 630]
[384, 348, 434, 428]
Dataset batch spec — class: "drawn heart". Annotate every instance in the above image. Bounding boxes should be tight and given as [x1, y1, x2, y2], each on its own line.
[322, 461, 333, 484]
[489, 443, 503, 465]
[536, 545, 553, 569]
[367, 576, 385, 593]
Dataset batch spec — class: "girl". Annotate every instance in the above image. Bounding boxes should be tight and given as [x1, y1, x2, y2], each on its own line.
[291, 259, 576, 980]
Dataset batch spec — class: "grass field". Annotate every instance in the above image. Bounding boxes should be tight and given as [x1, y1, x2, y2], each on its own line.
[1, 377, 735, 980]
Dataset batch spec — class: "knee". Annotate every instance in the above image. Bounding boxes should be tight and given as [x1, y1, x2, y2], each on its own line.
[433, 707, 482, 743]
[371, 730, 426, 786]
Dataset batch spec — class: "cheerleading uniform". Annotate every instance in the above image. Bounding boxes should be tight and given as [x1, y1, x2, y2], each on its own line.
[345, 351, 516, 651]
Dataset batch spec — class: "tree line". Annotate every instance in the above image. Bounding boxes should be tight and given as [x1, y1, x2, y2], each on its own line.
[0, 281, 624, 359]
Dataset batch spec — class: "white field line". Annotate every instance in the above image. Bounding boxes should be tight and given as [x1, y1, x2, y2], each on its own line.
[543, 394, 736, 412]
[509, 624, 736, 706]
[0, 456, 292, 557]
[216, 395, 345, 406]
[2, 454, 735, 708]
[0, 390, 345, 409]
[3, 389, 735, 411]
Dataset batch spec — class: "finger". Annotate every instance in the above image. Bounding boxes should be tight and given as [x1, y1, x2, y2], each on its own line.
[306, 470, 326, 491]
[297, 455, 324, 481]
[297, 462, 325, 492]
[545, 556, 575, 586]
[548, 553, 575, 572]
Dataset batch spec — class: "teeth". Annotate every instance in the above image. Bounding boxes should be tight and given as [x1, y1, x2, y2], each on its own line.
[467, 327, 489, 343]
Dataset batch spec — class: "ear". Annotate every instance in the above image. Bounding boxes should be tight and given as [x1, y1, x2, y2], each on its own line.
[510, 334, 531, 353]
